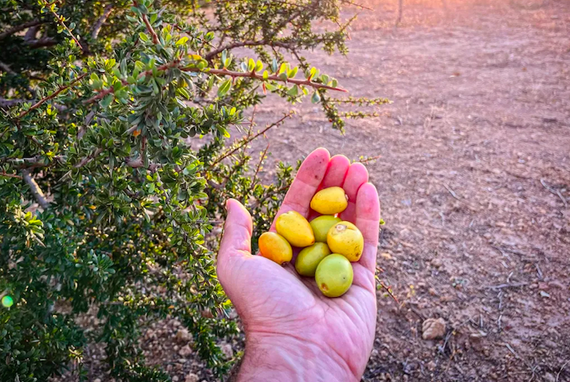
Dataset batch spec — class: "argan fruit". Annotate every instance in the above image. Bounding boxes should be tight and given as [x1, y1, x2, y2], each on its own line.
[258, 232, 293, 265]
[310, 215, 342, 243]
[327, 221, 364, 262]
[310, 186, 348, 215]
[295, 242, 331, 277]
[275, 211, 315, 247]
[315, 254, 353, 297]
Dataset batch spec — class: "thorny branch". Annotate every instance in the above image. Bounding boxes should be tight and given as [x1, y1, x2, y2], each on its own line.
[22, 169, 50, 209]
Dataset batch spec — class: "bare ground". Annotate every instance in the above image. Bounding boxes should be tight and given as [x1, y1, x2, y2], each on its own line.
[250, 0, 570, 380]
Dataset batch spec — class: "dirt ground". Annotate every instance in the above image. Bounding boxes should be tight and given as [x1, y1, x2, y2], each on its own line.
[54, 1, 570, 381]
[248, 0, 570, 380]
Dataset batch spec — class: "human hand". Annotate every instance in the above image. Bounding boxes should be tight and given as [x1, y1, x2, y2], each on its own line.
[217, 148, 380, 382]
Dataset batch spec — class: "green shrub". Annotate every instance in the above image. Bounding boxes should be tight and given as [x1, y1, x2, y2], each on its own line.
[0, 0, 382, 380]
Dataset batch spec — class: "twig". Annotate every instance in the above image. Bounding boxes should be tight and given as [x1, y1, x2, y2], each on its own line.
[184, 66, 348, 92]
[82, 87, 114, 105]
[249, 142, 270, 193]
[74, 148, 103, 168]
[205, 40, 294, 60]
[42, 0, 86, 54]
[356, 154, 381, 164]
[17, 73, 87, 119]
[0, 171, 22, 179]
[556, 360, 568, 382]
[443, 184, 460, 200]
[21, 169, 49, 209]
[485, 282, 528, 290]
[540, 179, 567, 207]
[91, 4, 113, 39]
[210, 112, 293, 168]
[133, 1, 159, 44]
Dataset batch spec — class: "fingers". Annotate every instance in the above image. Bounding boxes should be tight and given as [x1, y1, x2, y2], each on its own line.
[270, 148, 330, 230]
[339, 162, 369, 223]
[218, 199, 253, 262]
[354, 183, 381, 273]
[321, 155, 350, 188]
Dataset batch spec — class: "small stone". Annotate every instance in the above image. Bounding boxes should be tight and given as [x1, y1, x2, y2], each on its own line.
[431, 258, 443, 268]
[221, 343, 233, 358]
[544, 373, 556, 382]
[185, 374, 199, 382]
[427, 361, 436, 371]
[175, 328, 192, 343]
[173, 377, 179, 382]
[179, 345, 193, 357]
[94, 379, 102, 382]
[422, 318, 446, 340]
[380, 252, 392, 260]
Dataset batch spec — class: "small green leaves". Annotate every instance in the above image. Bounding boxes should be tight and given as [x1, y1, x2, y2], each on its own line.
[312, 91, 321, 103]
[176, 36, 188, 46]
[217, 79, 232, 97]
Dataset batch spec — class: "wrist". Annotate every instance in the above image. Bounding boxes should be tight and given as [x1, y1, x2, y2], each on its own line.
[236, 332, 359, 382]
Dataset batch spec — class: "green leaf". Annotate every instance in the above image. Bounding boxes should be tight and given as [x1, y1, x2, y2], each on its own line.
[217, 79, 232, 97]
[176, 36, 189, 46]
[311, 91, 321, 103]
[101, 94, 114, 108]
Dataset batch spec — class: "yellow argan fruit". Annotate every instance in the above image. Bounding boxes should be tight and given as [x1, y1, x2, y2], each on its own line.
[315, 254, 353, 297]
[275, 211, 315, 247]
[310, 186, 348, 215]
[258, 232, 292, 265]
[327, 221, 364, 262]
[310, 215, 342, 243]
[295, 243, 331, 277]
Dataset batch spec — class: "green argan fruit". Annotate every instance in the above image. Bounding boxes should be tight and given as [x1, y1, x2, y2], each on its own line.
[310, 215, 342, 243]
[295, 242, 331, 277]
[315, 254, 353, 298]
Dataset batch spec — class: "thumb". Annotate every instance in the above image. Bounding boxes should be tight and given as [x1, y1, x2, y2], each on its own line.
[218, 198, 253, 265]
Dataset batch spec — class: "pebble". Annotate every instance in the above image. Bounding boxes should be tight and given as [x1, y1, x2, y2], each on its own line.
[176, 328, 192, 343]
[185, 374, 199, 382]
[179, 345, 193, 357]
[221, 343, 234, 358]
[422, 318, 446, 340]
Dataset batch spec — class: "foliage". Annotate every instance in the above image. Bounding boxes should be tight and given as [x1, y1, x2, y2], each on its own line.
[0, 0, 381, 381]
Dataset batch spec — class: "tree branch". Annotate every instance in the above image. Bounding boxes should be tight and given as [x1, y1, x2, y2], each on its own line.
[0, 19, 44, 40]
[0, 171, 22, 179]
[210, 112, 293, 168]
[17, 73, 87, 119]
[25, 36, 58, 49]
[74, 148, 103, 168]
[42, 1, 86, 54]
[91, 4, 113, 40]
[205, 40, 295, 60]
[184, 66, 348, 92]
[21, 169, 50, 209]
[133, 1, 159, 44]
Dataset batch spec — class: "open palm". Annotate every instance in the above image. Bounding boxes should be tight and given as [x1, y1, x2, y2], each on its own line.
[217, 148, 380, 382]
